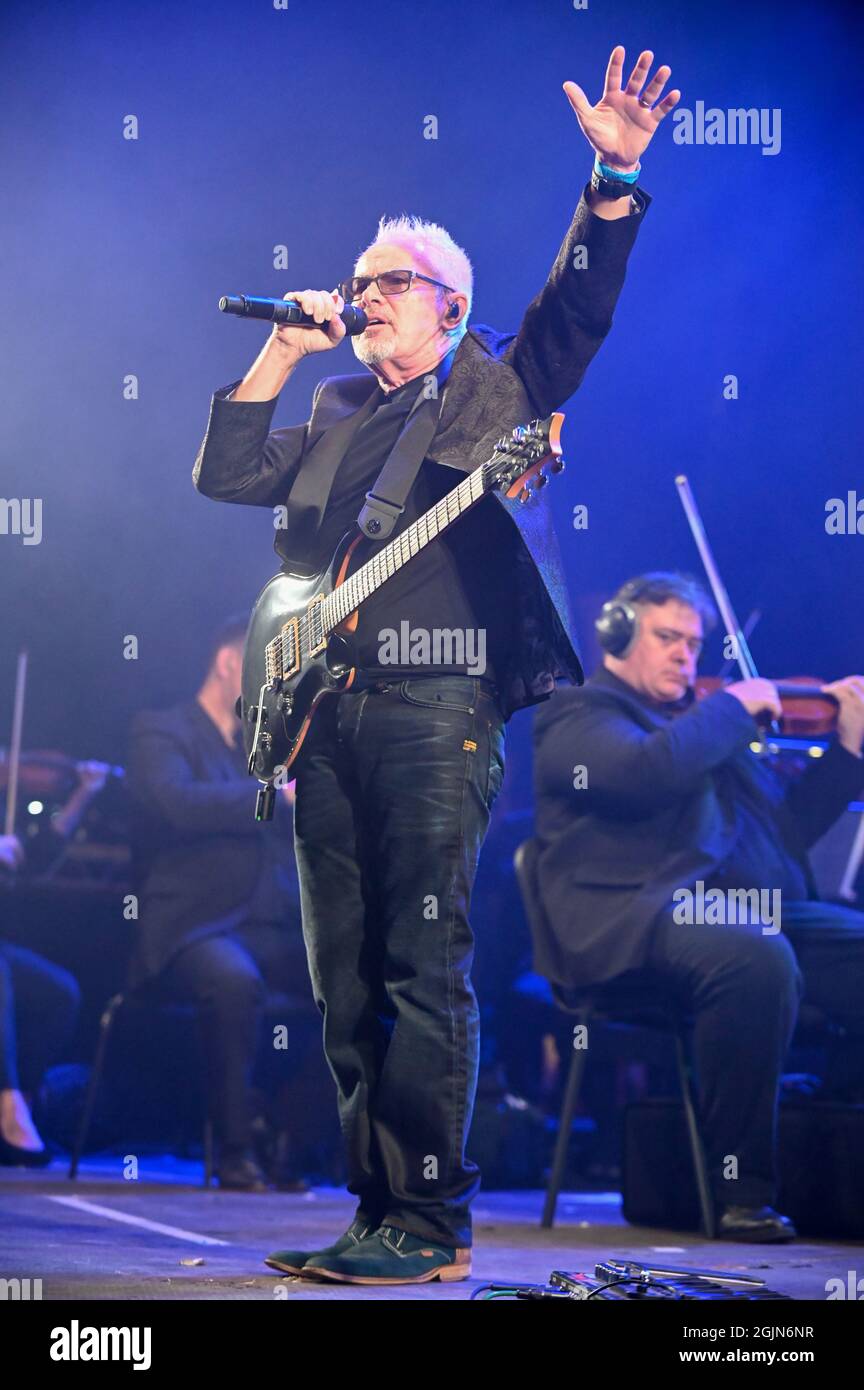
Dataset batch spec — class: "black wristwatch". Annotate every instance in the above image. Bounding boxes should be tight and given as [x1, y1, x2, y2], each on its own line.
[590, 166, 639, 200]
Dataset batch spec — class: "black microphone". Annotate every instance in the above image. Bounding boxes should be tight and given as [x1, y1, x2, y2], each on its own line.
[218, 294, 368, 335]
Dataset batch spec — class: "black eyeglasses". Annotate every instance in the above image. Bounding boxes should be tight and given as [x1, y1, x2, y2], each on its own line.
[337, 269, 455, 303]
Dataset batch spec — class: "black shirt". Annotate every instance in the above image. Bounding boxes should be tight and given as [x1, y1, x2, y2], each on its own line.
[313, 359, 518, 685]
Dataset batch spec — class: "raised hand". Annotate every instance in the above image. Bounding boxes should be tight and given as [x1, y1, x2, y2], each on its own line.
[564, 45, 681, 171]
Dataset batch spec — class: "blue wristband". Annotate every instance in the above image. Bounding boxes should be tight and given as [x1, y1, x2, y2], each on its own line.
[594, 154, 640, 184]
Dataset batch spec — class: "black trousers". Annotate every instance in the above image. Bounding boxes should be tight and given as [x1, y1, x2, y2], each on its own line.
[0, 942, 80, 1095]
[159, 920, 313, 1152]
[293, 675, 506, 1249]
[640, 899, 864, 1208]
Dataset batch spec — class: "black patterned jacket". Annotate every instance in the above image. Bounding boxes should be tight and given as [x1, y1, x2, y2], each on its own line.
[193, 184, 651, 719]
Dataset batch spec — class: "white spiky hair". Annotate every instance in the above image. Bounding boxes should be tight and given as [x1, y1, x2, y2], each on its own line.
[356, 214, 474, 320]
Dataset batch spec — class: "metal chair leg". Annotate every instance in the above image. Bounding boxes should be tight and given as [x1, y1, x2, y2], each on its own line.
[541, 1011, 591, 1229]
[674, 1028, 716, 1239]
[68, 993, 125, 1180]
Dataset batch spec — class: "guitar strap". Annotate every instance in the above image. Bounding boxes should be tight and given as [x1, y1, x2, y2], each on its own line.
[355, 346, 456, 541]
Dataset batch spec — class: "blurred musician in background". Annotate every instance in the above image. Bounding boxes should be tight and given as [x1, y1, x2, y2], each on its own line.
[126, 617, 315, 1191]
[0, 762, 109, 1165]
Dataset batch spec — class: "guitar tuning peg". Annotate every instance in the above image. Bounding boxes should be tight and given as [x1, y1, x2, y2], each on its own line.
[549, 456, 565, 473]
[534, 471, 548, 489]
[518, 487, 530, 504]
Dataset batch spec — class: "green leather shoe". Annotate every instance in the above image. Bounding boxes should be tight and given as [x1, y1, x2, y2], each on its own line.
[304, 1224, 472, 1284]
[264, 1218, 375, 1277]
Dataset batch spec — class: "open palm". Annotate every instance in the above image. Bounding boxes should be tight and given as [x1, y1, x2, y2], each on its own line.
[564, 46, 680, 171]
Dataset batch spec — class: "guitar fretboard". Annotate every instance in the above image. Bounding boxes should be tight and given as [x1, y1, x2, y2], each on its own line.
[320, 463, 489, 634]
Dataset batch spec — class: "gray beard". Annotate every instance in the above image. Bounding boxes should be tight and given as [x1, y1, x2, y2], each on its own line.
[351, 328, 398, 367]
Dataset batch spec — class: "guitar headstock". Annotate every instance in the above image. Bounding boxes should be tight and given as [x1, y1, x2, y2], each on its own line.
[485, 412, 565, 502]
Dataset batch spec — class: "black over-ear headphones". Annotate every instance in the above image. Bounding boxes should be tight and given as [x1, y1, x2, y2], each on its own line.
[595, 580, 646, 657]
[596, 572, 712, 661]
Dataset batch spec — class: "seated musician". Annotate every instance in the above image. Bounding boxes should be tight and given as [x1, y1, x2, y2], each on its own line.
[126, 616, 317, 1191]
[532, 571, 864, 1242]
[0, 763, 108, 1165]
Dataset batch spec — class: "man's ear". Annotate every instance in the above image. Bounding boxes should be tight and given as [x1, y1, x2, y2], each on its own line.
[442, 293, 468, 328]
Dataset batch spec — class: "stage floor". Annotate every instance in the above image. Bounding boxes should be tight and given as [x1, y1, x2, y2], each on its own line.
[2, 1158, 861, 1301]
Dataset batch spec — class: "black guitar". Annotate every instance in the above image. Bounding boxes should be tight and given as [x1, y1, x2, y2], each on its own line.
[239, 412, 565, 814]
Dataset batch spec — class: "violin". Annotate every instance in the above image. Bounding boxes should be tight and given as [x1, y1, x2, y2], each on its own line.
[693, 675, 838, 737]
[675, 474, 860, 902]
[0, 749, 103, 800]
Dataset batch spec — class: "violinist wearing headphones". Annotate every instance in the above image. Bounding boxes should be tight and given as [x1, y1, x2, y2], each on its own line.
[532, 572, 864, 1242]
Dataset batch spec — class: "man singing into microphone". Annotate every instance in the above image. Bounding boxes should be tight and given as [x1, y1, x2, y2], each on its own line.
[193, 47, 679, 1284]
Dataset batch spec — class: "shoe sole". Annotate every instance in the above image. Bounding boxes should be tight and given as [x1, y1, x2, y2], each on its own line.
[303, 1255, 472, 1285]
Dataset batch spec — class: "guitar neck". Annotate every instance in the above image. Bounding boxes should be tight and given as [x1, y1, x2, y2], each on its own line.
[322, 463, 489, 634]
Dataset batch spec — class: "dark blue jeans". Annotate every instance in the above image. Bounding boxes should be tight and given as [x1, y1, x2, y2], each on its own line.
[293, 674, 506, 1248]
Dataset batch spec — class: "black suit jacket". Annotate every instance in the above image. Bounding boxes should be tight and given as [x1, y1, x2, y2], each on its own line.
[193, 185, 651, 720]
[126, 699, 299, 989]
[531, 666, 864, 989]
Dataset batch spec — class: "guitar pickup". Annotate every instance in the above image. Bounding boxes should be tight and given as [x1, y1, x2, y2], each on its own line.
[265, 617, 301, 682]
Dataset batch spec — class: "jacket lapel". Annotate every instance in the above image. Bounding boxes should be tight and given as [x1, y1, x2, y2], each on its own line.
[431, 328, 526, 471]
[276, 380, 379, 556]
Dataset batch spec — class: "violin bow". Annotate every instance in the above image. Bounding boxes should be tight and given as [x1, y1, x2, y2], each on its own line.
[716, 608, 761, 680]
[675, 476, 779, 739]
[4, 650, 28, 838]
[675, 476, 761, 679]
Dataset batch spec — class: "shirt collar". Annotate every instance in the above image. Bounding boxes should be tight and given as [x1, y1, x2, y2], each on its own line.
[376, 344, 457, 402]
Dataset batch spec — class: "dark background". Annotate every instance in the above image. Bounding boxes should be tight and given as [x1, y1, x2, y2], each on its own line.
[2, 0, 862, 781]
[1, 0, 862, 1167]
